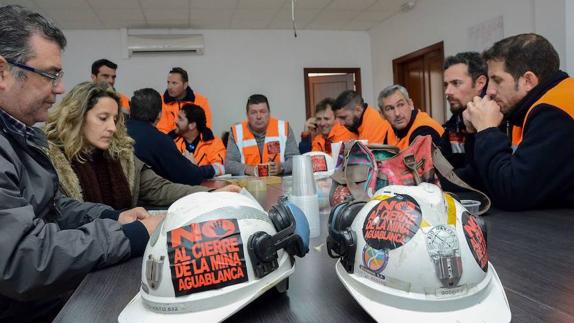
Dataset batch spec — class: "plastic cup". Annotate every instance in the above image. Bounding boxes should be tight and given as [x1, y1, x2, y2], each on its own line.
[292, 155, 316, 196]
[281, 176, 293, 196]
[289, 194, 320, 238]
[246, 179, 267, 206]
[461, 199, 481, 214]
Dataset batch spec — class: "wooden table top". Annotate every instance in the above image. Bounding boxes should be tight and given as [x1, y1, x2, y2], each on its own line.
[53, 183, 574, 323]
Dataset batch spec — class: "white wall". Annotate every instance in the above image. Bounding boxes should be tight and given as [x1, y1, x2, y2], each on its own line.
[567, 0, 574, 74]
[61, 29, 373, 137]
[369, 0, 567, 104]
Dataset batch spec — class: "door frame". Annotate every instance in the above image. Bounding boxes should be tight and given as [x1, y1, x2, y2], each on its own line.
[304, 67, 362, 118]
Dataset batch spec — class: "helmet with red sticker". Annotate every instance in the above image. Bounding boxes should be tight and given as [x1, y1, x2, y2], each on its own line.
[119, 192, 310, 322]
[326, 183, 511, 322]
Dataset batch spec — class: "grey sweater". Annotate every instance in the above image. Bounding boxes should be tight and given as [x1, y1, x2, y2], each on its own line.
[225, 124, 299, 175]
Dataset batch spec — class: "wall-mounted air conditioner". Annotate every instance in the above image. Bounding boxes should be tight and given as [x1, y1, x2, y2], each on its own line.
[121, 29, 204, 58]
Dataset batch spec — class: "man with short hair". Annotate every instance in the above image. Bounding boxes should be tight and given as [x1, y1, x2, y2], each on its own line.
[299, 97, 356, 154]
[0, 5, 162, 321]
[440, 52, 488, 169]
[332, 90, 390, 144]
[156, 67, 212, 133]
[91, 58, 130, 113]
[126, 88, 223, 185]
[463, 33, 574, 210]
[378, 85, 443, 149]
[170, 104, 226, 168]
[225, 94, 299, 176]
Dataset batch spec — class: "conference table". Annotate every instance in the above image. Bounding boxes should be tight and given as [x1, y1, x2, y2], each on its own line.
[54, 181, 574, 323]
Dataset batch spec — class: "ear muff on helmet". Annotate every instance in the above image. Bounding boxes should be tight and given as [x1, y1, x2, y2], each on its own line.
[326, 201, 366, 273]
[248, 197, 310, 279]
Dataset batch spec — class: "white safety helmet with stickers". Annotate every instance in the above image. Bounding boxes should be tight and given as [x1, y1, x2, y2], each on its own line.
[303, 151, 335, 179]
[326, 183, 511, 322]
[119, 192, 310, 323]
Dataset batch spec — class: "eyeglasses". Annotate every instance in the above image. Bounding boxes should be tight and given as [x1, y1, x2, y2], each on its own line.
[7, 60, 64, 87]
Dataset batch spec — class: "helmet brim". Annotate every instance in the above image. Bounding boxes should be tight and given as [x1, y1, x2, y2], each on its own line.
[336, 261, 511, 323]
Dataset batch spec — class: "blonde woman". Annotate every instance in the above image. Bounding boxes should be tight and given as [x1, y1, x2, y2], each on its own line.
[45, 82, 238, 209]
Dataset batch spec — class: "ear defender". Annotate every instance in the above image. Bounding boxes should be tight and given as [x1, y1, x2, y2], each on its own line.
[327, 201, 367, 273]
[248, 197, 310, 278]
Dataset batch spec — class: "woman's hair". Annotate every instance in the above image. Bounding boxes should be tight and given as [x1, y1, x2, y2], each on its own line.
[45, 81, 134, 161]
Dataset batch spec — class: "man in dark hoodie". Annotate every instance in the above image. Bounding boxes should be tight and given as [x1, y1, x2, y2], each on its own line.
[155, 67, 212, 133]
[440, 52, 488, 169]
[463, 33, 574, 210]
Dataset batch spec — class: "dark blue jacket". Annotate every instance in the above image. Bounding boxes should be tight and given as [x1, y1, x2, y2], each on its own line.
[464, 71, 574, 210]
[126, 119, 214, 185]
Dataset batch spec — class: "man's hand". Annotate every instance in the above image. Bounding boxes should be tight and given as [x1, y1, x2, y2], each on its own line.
[140, 215, 165, 236]
[212, 163, 225, 176]
[118, 207, 149, 224]
[304, 117, 317, 135]
[464, 96, 504, 132]
[214, 184, 242, 193]
[269, 161, 283, 176]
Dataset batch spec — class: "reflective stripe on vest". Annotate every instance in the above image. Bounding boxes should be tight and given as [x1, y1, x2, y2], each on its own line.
[511, 78, 574, 152]
[232, 118, 288, 165]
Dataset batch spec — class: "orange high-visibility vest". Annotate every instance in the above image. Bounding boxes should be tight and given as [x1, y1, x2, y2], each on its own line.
[385, 111, 444, 150]
[119, 93, 130, 112]
[231, 118, 288, 166]
[312, 122, 357, 153]
[357, 106, 390, 144]
[511, 78, 574, 150]
[156, 92, 212, 134]
[173, 135, 226, 166]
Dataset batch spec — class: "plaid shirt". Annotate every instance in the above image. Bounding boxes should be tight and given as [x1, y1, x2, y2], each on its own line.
[0, 107, 36, 140]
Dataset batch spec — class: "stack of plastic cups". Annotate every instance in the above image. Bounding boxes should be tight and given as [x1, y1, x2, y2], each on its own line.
[289, 155, 320, 238]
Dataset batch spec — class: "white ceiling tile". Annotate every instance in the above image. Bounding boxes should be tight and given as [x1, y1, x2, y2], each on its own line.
[102, 20, 148, 29]
[369, 0, 404, 12]
[87, 0, 140, 10]
[140, 0, 188, 9]
[312, 9, 360, 24]
[344, 20, 378, 30]
[146, 20, 190, 28]
[281, 0, 330, 10]
[327, 0, 376, 10]
[237, 0, 285, 10]
[58, 20, 103, 29]
[354, 10, 394, 22]
[144, 8, 188, 21]
[268, 8, 319, 29]
[190, 0, 237, 10]
[231, 8, 277, 29]
[44, 8, 100, 22]
[96, 9, 145, 21]
[189, 9, 233, 28]
[34, 0, 91, 9]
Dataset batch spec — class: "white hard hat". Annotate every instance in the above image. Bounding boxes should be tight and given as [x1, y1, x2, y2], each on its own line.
[303, 151, 335, 179]
[326, 183, 511, 322]
[119, 192, 310, 323]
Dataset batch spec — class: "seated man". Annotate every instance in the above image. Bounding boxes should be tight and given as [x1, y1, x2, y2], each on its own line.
[378, 85, 444, 149]
[169, 104, 226, 169]
[440, 52, 488, 169]
[299, 97, 356, 154]
[91, 58, 130, 113]
[126, 88, 222, 186]
[156, 67, 212, 133]
[225, 94, 299, 176]
[463, 33, 574, 210]
[0, 5, 161, 321]
[332, 90, 390, 144]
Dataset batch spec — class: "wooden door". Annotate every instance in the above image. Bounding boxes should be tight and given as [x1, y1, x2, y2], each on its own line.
[304, 68, 361, 118]
[393, 42, 445, 123]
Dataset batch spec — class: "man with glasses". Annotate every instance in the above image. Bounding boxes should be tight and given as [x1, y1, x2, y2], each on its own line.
[0, 5, 162, 321]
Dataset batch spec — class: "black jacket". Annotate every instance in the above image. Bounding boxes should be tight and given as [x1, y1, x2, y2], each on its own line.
[467, 70, 574, 210]
[126, 119, 214, 185]
[439, 112, 475, 169]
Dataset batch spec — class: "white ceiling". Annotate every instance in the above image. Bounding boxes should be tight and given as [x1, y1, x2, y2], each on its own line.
[1, 0, 414, 31]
